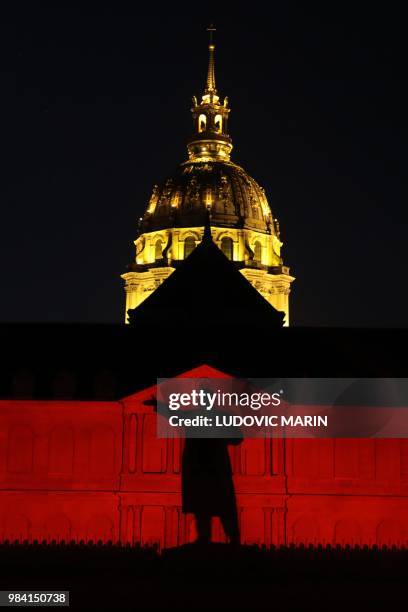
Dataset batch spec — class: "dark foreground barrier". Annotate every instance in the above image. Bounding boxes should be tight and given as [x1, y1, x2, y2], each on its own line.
[0, 541, 406, 610]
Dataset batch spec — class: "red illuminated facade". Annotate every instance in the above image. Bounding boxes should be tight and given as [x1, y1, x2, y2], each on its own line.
[1, 364, 407, 548]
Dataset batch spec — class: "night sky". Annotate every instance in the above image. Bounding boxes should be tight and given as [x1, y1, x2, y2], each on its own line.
[1, 3, 406, 327]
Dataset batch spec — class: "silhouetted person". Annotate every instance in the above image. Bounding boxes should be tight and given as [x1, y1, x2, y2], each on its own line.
[145, 397, 242, 545]
[183, 436, 241, 544]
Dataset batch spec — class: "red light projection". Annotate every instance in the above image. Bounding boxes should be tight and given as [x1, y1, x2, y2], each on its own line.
[1, 365, 407, 548]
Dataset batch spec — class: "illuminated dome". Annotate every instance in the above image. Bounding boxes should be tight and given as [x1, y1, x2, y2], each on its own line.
[140, 25, 275, 237]
[122, 26, 294, 325]
[140, 160, 276, 235]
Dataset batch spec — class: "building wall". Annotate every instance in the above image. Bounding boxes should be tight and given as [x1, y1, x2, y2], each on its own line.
[1, 371, 407, 548]
[122, 227, 294, 325]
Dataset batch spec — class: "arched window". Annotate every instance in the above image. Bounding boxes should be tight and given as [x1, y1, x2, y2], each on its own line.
[198, 114, 207, 132]
[184, 236, 196, 259]
[205, 187, 213, 208]
[171, 191, 181, 208]
[154, 239, 163, 260]
[221, 237, 233, 260]
[214, 114, 223, 133]
[53, 370, 76, 399]
[254, 241, 262, 263]
[12, 369, 34, 398]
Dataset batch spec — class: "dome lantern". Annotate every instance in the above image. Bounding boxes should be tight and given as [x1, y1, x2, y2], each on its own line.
[188, 25, 232, 162]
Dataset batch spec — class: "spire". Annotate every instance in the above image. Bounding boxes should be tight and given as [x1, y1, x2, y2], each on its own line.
[205, 24, 217, 96]
[187, 26, 232, 161]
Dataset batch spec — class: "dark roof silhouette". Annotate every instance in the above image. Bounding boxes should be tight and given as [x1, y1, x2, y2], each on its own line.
[128, 226, 284, 329]
[0, 323, 407, 400]
[1, 217, 406, 400]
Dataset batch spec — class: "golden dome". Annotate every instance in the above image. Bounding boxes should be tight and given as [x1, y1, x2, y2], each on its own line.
[140, 160, 277, 236]
[140, 25, 278, 238]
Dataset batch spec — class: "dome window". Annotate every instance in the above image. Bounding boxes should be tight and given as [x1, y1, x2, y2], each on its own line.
[155, 239, 163, 261]
[171, 191, 181, 207]
[198, 114, 207, 132]
[184, 236, 196, 258]
[221, 236, 233, 260]
[214, 114, 223, 133]
[254, 241, 262, 263]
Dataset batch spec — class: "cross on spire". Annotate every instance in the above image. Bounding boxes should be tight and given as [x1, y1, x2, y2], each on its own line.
[207, 23, 216, 44]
